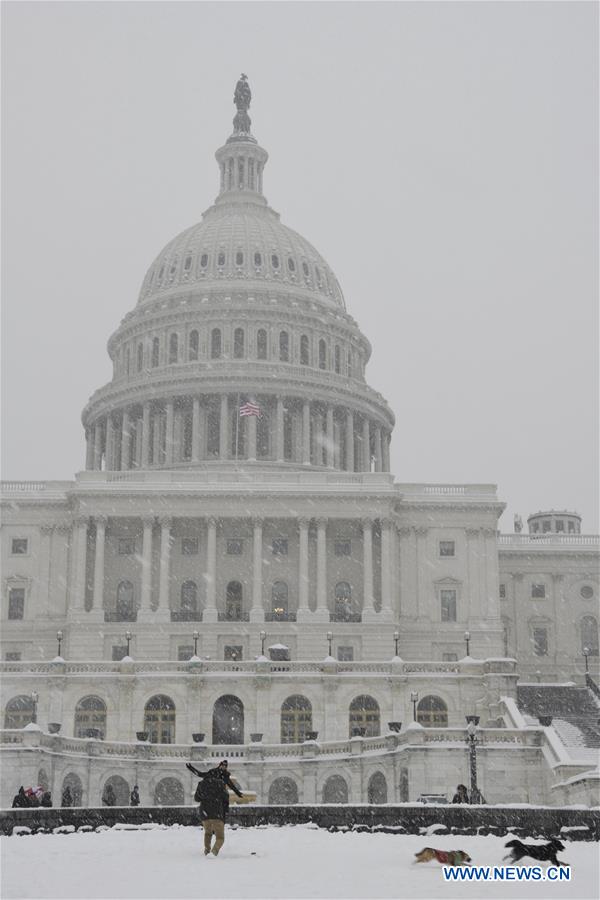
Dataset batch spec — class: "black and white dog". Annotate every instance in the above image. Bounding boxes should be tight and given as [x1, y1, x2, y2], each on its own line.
[504, 839, 567, 867]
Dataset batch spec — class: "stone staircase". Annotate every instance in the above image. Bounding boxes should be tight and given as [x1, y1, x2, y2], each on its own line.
[517, 683, 600, 750]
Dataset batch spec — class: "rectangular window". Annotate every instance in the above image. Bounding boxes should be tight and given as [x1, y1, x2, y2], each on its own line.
[440, 589, 457, 622]
[531, 583, 546, 599]
[226, 539, 243, 556]
[499, 584, 506, 599]
[334, 540, 351, 557]
[224, 645, 243, 661]
[533, 627, 548, 656]
[555, 520, 564, 533]
[111, 645, 128, 661]
[118, 538, 135, 555]
[568, 521, 576, 533]
[11, 538, 28, 555]
[337, 646, 354, 662]
[442, 652, 458, 662]
[542, 521, 551, 533]
[8, 588, 25, 620]
[5, 651, 22, 661]
[181, 537, 199, 555]
[177, 645, 194, 661]
[439, 540, 455, 557]
[272, 539, 288, 556]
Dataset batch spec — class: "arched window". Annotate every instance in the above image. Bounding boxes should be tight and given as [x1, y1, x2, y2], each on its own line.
[318, 339, 327, 370]
[300, 335, 310, 366]
[4, 695, 35, 729]
[137, 343, 144, 372]
[334, 345, 341, 374]
[102, 775, 129, 806]
[188, 330, 199, 361]
[235, 251, 244, 266]
[158, 264, 164, 284]
[154, 777, 184, 806]
[168, 333, 178, 364]
[582, 616, 599, 656]
[233, 328, 245, 359]
[367, 771, 388, 804]
[180, 581, 198, 619]
[271, 253, 280, 270]
[281, 695, 312, 744]
[74, 696, 107, 739]
[217, 252, 226, 267]
[334, 582, 356, 622]
[144, 695, 176, 744]
[212, 695, 244, 744]
[315, 265, 321, 283]
[200, 253, 209, 269]
[271, 581, 288, 619]
[417, 696, 448, 728]
[268, 777, 298, 805]
[226, 581, 243, 620]
[151, 337, 160, 368]
[257, 328, 268, 359]
[61, 773, 83, 807]
[116, 580, 135, 622]
[287, 257, 295, 272]
[279, 331, 289, 362]
[254, 251, 262, 267]
[184, 254, 192, 272]
[322, 775, 348, 804]
[211, 328, 222, 359]
[349, 695, 380, 737]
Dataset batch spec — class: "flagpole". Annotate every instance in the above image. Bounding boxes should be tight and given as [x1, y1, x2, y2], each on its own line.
[235, 392, 240, 463]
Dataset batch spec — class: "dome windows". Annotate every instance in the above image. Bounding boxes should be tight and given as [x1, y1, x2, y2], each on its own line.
[279, 331, 289, 362]
[271, 254, 280, 270]
[287, 257, 296, 272]
[318, 338, 327, 370]
[188, 330, 199, 362]
[315, 265, 321, 284]
[158, 265, 165, 284]
[256, 329, 268, 360]
[200, 253, 209, 269]
[169, 333, 179, 364]
[235, 251, 244, 267]
[211, 328, 222, 359]
[217, 252, 226, 268]
[184, 254, 192, 271]
[302, 261, 310, 278]
[300, 335, 310, 366]
[137, 343, 144, 373]
[233, 328, 245, 359]
[254, 252, 262, 268]
[334, 345, 341, 374]
[151, 337, 160, 368]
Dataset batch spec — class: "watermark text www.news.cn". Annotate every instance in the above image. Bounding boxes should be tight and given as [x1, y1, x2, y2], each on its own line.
[443, 866, 571, 882]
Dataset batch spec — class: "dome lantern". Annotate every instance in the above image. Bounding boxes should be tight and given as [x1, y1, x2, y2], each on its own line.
[214, 75, 269, 207]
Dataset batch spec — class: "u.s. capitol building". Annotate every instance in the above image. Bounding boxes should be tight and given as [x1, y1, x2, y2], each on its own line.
[2, 78, 598, 809]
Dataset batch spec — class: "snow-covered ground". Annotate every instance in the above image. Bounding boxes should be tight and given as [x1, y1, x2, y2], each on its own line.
[1, 824, 598, 900]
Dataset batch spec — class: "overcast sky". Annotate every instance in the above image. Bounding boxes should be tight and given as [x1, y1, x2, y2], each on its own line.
[2, 1, 598, 532]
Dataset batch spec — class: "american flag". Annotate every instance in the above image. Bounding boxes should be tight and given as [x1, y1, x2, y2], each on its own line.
[239, 400, 262, 418]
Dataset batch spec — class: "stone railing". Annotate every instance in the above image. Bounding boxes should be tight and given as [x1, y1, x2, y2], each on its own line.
[75, 469, 394, 488]
[395, 483, 499, 499]
[498, 534, 600, 547]
[0, 481, 73, 495]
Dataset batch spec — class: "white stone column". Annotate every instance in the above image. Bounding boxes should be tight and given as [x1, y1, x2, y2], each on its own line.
[247, 414, 257, 461]
[141, 403, 151, 468]
[105, 416, 115, 470]
[85, 429, 94, 470]
[374, 426, 382, 472]
[152, 411, 161, 464]
[69, 517, 89, 616]
[326, 407, 335, 467]
[121, 410, 131, 471]
[314, 517, 329, 622]
[156, 517, 172, 622]
[302, 401, 311, 465]
[276, 397, 284, 461]
[140, 516, 154, 616]
[204, 517, 218, 622]
[380, 518, 393, 621]
[93, 424, 102, 470]
[173, 407, 183, 463]
[250, 518, 264, 622]
[362, 518, 377, 621]
[90, 515, 106, 620]
[296, 517, 311, 622]
[345, 411, 355, 472]
[39, 525, 54, 617]
[382, 431, 391, 473]
[165, 401, 174, 467]
[219, 395, 229, 460]
[415, 526, 428, 620]
[362, 418, 370, 471]
[191, 398, 201, 462]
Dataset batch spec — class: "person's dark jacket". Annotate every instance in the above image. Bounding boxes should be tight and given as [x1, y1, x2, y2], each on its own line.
[186, 763, 243, 798]
[61, 787, 73, 807]
[130, 787, 140, 807]
[452, 787, 470, 804]
[41, 792, 52, 807]
[12, 787, 28, 808]
[197, 776, 228, 822]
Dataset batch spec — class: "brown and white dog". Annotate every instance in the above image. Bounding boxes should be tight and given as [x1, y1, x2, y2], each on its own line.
[414, 847, 472, 866]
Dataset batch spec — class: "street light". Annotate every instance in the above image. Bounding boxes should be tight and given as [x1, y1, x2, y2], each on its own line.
[465, 715, 483, 804]
[259, 630, 266, 656]
[464, 630, 471, 657]
[393, 631, 400, 657]
[192, 630, 200, 657]
[410, 691, 419, 722]
[31, 690, 39, 725]
[326, 631, 333, 657]
[583, 646, 590, 674]
[56, 630, 63, 658]
[125, 631, 132, 656]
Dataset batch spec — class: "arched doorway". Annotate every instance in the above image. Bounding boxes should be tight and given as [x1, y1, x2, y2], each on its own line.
[349, 695, 380, 737]
[212, 695, 244, 744]
[280, 695, 312, 743]
[144, 695, 176, 744]
[322, 775, 348, 804]
[74, 696, 107, 739]
[4, 695, 35, 729]
[154, 777, 185, 806]
[102, 775, 129, 806]
[61, 773, 83, 807]
[367, 771, 388, 804]
[268, 777, 298, 805]
[417, 696, 448, 728]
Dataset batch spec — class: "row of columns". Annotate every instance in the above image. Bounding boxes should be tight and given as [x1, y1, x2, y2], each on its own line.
[85, 397, 391, 473]
[68, 516, 395, 624]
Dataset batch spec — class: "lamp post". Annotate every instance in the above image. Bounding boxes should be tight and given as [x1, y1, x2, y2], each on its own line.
[410, 691, 419, 722]
[393, 631, 400, 657]
[465, 715, 483, 803]
[326, 631, 333, 657]
[464, 630, 471, 657]
[31, 690, 39, 725]
[125, 631, 132, 656]
[56, 630, 63, 658]
[259, 630, 266, 656]
[192, 630, 199, 657]
[583, 646, 590, 674]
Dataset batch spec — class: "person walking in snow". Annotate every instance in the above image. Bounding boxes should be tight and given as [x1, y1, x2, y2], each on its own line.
[130, 785, 140, 806]
[196, 772, 229, 857]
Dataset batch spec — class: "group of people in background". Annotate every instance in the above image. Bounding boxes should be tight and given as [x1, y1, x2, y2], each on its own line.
[11, 786, 52, 808]
[452, 783, 486, 804]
